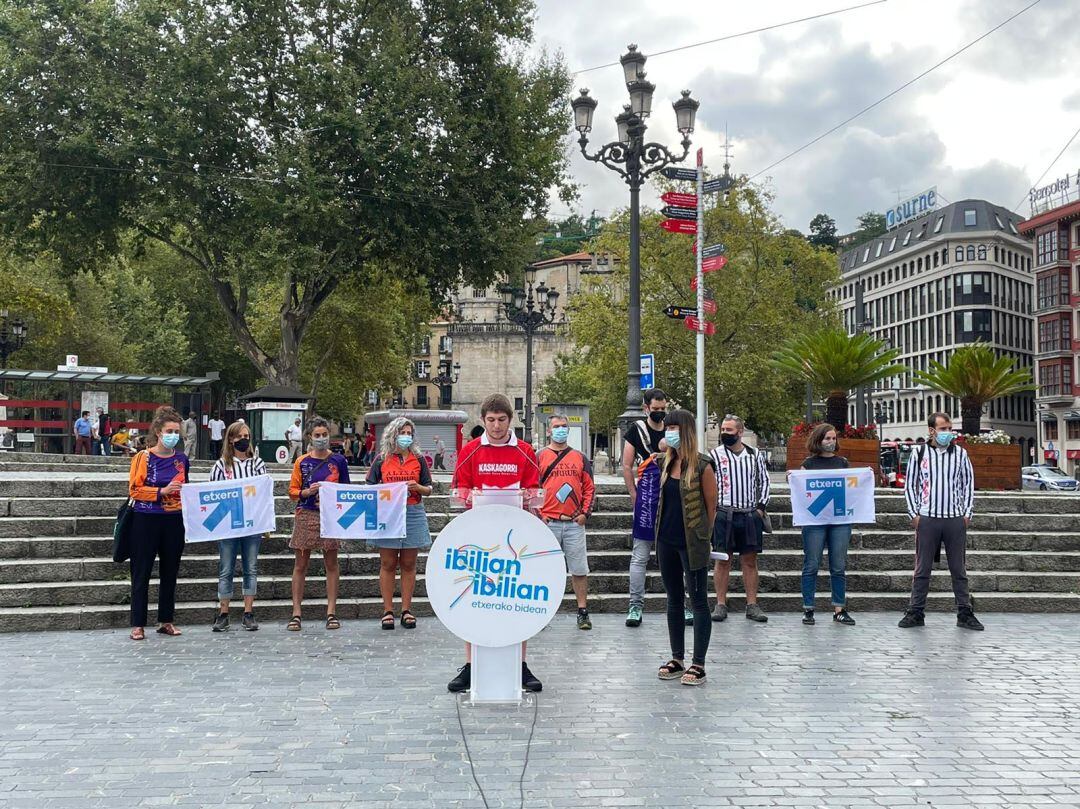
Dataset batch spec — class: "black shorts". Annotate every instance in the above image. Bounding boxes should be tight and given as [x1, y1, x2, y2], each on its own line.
[712, 511, 765, 556]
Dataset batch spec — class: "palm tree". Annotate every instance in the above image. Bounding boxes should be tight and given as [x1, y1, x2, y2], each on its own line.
[771, 329, 908, 430]
[914, 343, 1036, 436]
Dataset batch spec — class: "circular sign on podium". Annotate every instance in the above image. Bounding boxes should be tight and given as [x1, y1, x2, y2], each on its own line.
[427, 505, 566, 647]
[275, 445, 289, 464]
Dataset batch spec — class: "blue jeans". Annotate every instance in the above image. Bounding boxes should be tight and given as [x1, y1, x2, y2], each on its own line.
[218, 535, 261, 600]
[800, 524, 851, 609]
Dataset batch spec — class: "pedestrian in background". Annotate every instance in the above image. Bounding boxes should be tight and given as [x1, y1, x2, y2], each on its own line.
[181, 410, 198, 459]
[127, 406, 189, 641]
[366, 417, 432, 630]
[285, 417, 303, 463]
[74, 410, 93, 455]
[433, 435, 446, 471]
[95, 407, 112, 456]
[207, 414, 226, 459]
[210, 421, 267, 632]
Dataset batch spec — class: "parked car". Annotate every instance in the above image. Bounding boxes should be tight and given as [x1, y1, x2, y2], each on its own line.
[1022, 465, 1079, 492]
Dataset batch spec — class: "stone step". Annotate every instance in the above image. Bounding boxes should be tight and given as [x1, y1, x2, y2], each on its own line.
[2, 590, 1077, 632]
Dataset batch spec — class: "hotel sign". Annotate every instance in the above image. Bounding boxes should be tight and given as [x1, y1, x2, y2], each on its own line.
[1029, 170, 1080, 213]
[886, 187, 937, 230]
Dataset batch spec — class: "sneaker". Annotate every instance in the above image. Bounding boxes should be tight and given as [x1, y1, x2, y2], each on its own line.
[745, 603, 768, 623]
[447, 663, 471, 693]
[576, 610, 592, 630]
[898, 610, 925, 628]
[833, 609, 855, 626]
[241, 612, 259, 631]
[212, 613, 229, 632]
[684, 608, 694, 626]
[625, 605, 643, 627]
[802, 610, 815, 625]
[522, 662, 542, 693]
[711, 603, 728, 622]
[957, 609, 984, 631]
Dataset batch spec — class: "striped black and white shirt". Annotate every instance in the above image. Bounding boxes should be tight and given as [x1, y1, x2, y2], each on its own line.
[904, 444, 974, 519]
[710, 445, 771, 510]
[210, 456, 268, 481]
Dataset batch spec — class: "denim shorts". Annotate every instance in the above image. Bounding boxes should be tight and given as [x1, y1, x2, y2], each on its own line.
[366, 504, 431, 550]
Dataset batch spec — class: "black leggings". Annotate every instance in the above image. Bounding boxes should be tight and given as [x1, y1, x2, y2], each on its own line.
[657, 540, 711, 666]
[129, 512, 185, 627]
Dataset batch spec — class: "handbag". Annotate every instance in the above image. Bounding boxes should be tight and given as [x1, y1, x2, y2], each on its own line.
[112, 497, 135, 563]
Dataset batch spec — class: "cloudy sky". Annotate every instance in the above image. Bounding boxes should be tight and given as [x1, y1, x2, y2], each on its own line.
[530, 0, 1078, 234]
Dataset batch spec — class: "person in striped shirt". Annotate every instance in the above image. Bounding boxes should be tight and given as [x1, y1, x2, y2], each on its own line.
[710, 415, 771, 624]
[209, 421, 268, 632]
[899, 413, 983, 630]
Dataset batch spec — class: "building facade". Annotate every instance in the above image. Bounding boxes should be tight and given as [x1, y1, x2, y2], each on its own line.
[832, 199, 1036, 450]
[1019, 178, 1080, 474]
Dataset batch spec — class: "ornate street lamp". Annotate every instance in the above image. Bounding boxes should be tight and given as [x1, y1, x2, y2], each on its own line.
[499, 271, 560, 443]
[0, 309, 28, 368]
[570, 44, 699, 431]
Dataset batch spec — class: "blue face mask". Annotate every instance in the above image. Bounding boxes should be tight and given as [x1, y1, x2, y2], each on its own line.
[551, 426, 570, 443]
[396, 435, 414, 449]
[664, 430, 681, 449]
[934, 431, 955, 447]
[160, 433, 180, 449]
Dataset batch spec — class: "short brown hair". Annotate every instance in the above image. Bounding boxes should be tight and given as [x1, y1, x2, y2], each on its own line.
[806, 422, 839, 456]
[480, 394, 514, 419]
[928, 412, 951, 430]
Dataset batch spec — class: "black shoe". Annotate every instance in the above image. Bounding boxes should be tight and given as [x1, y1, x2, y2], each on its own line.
[241, 612, 259, 631]
[957, 609, 984, 631]
[212, 613, 229, 632]
[833, 609, 856, 626]
[447, 663, 471, 693]
[802, 610, 815, 625]
[576, 609, 592, 630]
[522, 662, 542, 693]
[898, 610, 925, 628]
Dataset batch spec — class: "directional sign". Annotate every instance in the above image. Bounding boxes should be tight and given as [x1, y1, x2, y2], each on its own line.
[703, 255, 728, 273]
[660, 166, 698, 182]
[693, 242, 725, 257]
[640, 354, 655, 389]
[661, 205, 697, 221]
[661, 191, 698, 208]
[703, 177, 731, 194]
[685, 316, 716, 335]
[660, 219, 697, 235]
[701, 299, 717, 315]
[664, 305, 697, 319]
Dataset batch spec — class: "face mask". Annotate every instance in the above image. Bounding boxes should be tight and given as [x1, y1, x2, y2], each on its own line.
[648, 410, 665, 424]
[934, 431, 955, 447]
[721, 433, 738, 447]
[551, 427, 570, 443]
[233, 438, 250, 453]
[396, 435, 414, 449]
[664, 430, 681, 449]
[311, 437, 330, 451]
[160, 433, 180, 449]
[821, 440, 837, 452]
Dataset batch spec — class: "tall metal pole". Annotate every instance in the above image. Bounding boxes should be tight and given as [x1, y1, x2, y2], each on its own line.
[854, 280, 866, 427]
[805, 381, 814, 423]
[524, 322, 535, 444]
[694, 148, 705, 447]
[622, 172, 642, 428]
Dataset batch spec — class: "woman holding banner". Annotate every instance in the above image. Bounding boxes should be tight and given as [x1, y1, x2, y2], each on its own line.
[288, 417, 351, 631]
[797, 424, 855, 626]
[127, 406, 189, 641]
[365, 417, 432, 630]
[209, 421, 268, 632]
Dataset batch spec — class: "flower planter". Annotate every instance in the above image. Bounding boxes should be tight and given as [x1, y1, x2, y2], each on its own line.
[964, 442, 1022, 490]
[786, 436, 881, 483]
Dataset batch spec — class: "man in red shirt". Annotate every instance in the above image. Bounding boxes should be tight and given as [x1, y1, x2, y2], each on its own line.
[447, 393, 543, 694]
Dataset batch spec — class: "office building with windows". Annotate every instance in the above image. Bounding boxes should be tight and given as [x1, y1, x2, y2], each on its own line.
[831, 199, 1036, 450]
[1019, 180, 1080, 473]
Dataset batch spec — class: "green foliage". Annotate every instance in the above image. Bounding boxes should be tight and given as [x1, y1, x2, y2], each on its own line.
[807, 213, 839, 251]
[846, 211, 888, 249]
[533, 212, 605, 261]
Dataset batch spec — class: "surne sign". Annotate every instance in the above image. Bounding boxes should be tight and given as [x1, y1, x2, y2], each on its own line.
[886, 187, 937, 230]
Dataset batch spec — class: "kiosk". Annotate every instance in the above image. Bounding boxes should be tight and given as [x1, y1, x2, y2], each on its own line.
[535, 403, 591, 458]
[239, 385, 310, 465]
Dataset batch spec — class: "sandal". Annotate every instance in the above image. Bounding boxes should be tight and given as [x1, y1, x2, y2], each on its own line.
[681, 665, 707, 686]
[658, 659, 685, 680]
[156, 623, 182, 636]
[381, 611, 396, 630]
[287, 615, 302, 632]
[400, 610, 417, 629]
[325, 614, 341, 630]
[129, 627, 145, 641]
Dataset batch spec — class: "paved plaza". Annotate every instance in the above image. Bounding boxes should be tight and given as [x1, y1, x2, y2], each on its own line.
[1, 614, 1079, 808]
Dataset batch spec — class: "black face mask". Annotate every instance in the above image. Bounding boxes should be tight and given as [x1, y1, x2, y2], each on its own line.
[720, 433, 739, 447]
[233, 438, 250, 452]
[648, 410, 665, 424]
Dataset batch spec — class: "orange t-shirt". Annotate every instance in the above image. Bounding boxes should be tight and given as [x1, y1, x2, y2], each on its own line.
[537, 447, 595, 520]
[366, 452, 432, 505]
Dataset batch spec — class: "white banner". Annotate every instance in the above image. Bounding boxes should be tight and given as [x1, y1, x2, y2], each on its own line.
[180, 475, 277, 542]
[789, 467, 876, 526]
[318, 481, 407, 540]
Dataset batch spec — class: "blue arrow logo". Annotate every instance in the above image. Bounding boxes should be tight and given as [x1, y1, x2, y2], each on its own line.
[200, 488, 245, 531]
[337, 491, 378, 530]
[806, 478, 846, 517]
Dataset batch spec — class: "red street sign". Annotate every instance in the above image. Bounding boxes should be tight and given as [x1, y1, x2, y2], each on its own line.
[703, 255, 728, 273]
[661, 219, 697, 235]
[701, 298, 717, 315]
[684, 316, 716, 335]
[661, 191, 698, 208]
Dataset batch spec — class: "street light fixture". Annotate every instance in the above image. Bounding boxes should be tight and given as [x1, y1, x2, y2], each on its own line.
[0, 309, 28, 368]
[570, 45, 699, 432]
[500, 269, 560, 443]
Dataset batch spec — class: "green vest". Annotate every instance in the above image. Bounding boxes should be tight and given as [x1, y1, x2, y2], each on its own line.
[654, 452, 714, 571]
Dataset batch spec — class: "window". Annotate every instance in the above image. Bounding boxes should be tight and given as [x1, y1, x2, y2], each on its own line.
[994, 246, 999, 263]
[1036, 229, 1060, 266]
[942, 247, 949, 265]
[964, 209, 977, 226]
[934, 216, 944, 234]
[902, 230, 912, 246]
[472, 287, 487, 298]
[956, 246, 964, 262]
[863, 247, 870, 262]
[967, 245, 976, 261]
[954, 272, 992, 305]
[955, 309, 992, 342]
[1040, 362, 1064, 396]
[875, 242, 883, 258]
[415, 337, 431, 356]
[439, 384, 453, 407]
[1045, 419, 1059, 440]
[438, 336, 453, 354]
[995, 214, 1005, 230]
[1068, 421, 1080, 441]
[514, 397, 524, 412]
[415, 385, 429, 406]
[889, 236, 897, 252]
[977, 245, 987, 261]
[413, 360, 431, 379]
[1036, 269, 1070, 309]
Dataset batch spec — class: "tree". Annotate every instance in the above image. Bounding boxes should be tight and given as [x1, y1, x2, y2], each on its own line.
[543, 179, 841, 436]
[914, 343, 1036, 435]
[534, 212, 605, 261]
[770, 329, 907, 430]
[846, 211, 888, 250]
[807, 214, 839, 251]
[0, 0, 571, 388]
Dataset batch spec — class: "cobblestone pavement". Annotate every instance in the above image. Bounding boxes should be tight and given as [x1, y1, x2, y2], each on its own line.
[1, 614, 1079, 808]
